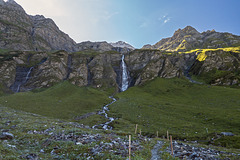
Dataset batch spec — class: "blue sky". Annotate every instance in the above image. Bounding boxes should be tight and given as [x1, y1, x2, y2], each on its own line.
[15, 0, 240, 48]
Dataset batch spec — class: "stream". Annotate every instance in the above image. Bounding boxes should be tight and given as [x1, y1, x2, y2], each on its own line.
[92, 97, 117, 130]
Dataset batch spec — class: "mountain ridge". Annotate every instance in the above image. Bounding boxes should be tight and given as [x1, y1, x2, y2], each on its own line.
[143, 26, 240, 52]
[0, 0, 134, 53]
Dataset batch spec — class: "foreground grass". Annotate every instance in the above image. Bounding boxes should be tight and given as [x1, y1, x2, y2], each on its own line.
[0, 81, 111, 120]
[109, 78, 240, 148]
[0, 106, 154, 159]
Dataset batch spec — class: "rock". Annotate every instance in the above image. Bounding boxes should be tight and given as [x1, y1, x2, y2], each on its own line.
[39, 149, 44, 153]
[10, 125, 17, 129]
[0, 132, 14, 140]
[1, 129, 9, 132]
[221, 132, 234, 136]
[26, 153, 38, 160]
[165, 140, 236, 160]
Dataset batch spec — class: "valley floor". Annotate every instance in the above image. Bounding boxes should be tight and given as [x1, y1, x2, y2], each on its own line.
[0, 78, 240, 159]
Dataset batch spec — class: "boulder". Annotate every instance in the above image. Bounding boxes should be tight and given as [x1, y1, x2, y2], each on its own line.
[0, 132, 14, 140]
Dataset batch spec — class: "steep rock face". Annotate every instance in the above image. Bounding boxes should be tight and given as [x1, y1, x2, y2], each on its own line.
[143, 26, 240, 52]
[0, 55, 17, 88]
[30, 15, 77, 52]
[126, 50, 192, 85]
[27, 51, 69, 90]
[87, 54, 121, 89]
[0, 51, 123, 92]
[0, 51, 69, 92]
[0, 0, 76, 52]
[0, 48, 239, 93]
[68, 53, 122, 90]
[190, 50, 240, 85]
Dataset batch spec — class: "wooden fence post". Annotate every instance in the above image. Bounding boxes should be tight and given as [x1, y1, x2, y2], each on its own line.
[135, 124, 138, 134]
[129, 135, 131, 160]
[167, 130, 169, 141]
[170, 135, 173, 155]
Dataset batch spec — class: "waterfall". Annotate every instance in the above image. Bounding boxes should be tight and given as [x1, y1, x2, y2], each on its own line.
[11, 66, 34, 93]
[64, 55, 72, 80]
[25, 67, 34, 82]
[121, 55, 129, 92]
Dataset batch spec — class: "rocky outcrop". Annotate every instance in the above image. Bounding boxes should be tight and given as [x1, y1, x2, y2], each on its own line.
[143, 26, 240, 52]
[126, 50, 197, 86]
[189, 50, 240, 85]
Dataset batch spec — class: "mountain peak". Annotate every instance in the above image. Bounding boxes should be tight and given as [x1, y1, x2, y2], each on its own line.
[174, 26, 199, 37]
[0, 0, 24, 11]
[110, 41, 135, 50]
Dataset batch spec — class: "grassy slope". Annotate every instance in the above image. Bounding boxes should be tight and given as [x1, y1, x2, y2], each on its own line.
[109, 78, 240, 147]
[0, 81, 111, 120]
[0, 78, 240, 149]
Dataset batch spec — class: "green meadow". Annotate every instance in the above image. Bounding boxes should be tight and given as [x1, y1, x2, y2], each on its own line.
[0, 78, 239, 148]
[109, 78, 240, 148]
[0, 82, 111, 120]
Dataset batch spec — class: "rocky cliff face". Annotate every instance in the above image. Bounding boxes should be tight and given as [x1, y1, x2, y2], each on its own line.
[1, 47, 239, 93]
[189, 49, 240, 85]
[143, 26, 240, 52]
[0, 0, 77, 52]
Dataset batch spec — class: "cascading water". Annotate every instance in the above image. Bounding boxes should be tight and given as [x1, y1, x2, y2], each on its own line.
[92, 97, 117, 130]
[17, 67, 34, 92]
[121, 55, 129, 92]
[11, 66, 34, 93]
[25, 67, 34, 82]
[64, 55, 72, 80]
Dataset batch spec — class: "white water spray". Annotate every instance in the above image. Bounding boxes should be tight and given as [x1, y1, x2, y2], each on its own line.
[14, 67, 33, 92]
[121, 55, 129, 92]
[25, 67, 33, 82]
